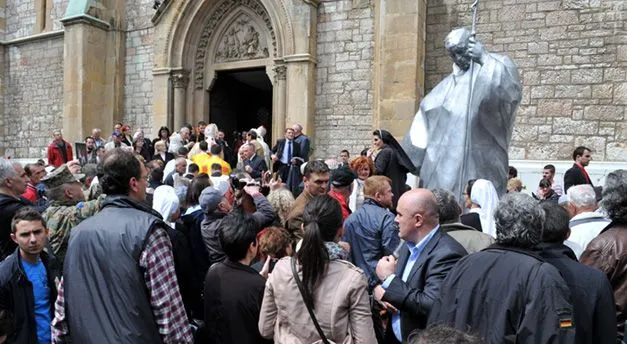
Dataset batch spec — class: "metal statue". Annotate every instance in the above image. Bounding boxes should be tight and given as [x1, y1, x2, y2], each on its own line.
[401, 25, 522, 203]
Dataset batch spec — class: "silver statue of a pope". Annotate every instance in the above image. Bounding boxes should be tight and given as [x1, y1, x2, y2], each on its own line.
[402, 28, 522, 201]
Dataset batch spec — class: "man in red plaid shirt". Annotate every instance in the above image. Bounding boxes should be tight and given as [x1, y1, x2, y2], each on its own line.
[51, 148, 193, 343]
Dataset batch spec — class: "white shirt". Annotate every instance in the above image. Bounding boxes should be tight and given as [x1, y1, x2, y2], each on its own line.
[564, 212, 610, 259]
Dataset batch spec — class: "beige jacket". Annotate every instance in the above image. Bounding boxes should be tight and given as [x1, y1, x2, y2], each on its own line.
[259, 257, 376, 344]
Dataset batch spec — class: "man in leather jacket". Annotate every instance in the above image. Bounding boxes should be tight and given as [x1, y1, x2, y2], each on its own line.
[580, 169, 627, 342]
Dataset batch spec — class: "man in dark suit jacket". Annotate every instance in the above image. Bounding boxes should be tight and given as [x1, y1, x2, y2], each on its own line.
[374, 189, 467, 343]
[537, 203, 616, 344]
[563, 146, 593, 193]
[243, 143, 268, 180]
[271, 128, 302, 182]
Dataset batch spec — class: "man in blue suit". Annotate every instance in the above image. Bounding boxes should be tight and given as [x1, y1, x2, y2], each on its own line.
[374, 188, 467, 343]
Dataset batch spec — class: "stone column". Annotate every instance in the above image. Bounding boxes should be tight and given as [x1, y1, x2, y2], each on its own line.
[152, 69, 171, 136]
[272, 63, 287, 144]
[61, 0, 125, 145]
[373, 0, 427, 137]
[171, 70, 189, 131]
[283, 0, 319, 142]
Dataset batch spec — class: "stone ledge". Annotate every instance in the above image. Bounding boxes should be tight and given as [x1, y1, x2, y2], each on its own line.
[61, 14, 110, 31]
[0, 30, 64, 46]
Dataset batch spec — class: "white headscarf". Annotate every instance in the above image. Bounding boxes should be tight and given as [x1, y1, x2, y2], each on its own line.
[204, 123, 218, 145]
[470, 179, 499, 238]
[152, 185, 180, 229]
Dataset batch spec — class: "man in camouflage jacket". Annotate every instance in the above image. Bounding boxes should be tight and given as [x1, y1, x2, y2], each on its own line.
[41, 165, 105, 263]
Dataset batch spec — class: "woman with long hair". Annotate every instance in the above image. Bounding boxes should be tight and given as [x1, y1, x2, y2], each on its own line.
[259, 195, 376, 343]
[369, 129, 416, 208]
[120, 124, 133, 146]
[349, 156, 374, 212]
[152, 126, 171, 150]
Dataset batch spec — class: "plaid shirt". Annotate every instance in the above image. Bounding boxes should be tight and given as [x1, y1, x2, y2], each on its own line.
[51, 226, 193, 343]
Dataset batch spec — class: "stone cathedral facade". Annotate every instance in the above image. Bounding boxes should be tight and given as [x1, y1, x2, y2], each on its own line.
[0, 0, 624, 163]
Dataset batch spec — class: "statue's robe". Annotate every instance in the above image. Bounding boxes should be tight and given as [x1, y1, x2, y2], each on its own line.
[402, 53, 522, 202]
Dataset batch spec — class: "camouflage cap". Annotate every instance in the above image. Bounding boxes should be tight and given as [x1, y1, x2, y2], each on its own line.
[40, 164, 85, 189]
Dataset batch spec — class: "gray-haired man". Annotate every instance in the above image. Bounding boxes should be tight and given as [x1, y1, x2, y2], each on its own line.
[429, 193, 575, 343]
[563, 184, 609, 258]
[0, 159, 31, 259]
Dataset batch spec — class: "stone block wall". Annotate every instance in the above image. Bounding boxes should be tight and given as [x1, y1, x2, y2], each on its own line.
[4, 0, 68, 39]
[5, 1, 36, 40]
[51, 0, 70, 31]
[124, 0, 155, 135]
[314, 0, 375, 159]
[425, 0, 626, 161]
[1, 37, 65, 158]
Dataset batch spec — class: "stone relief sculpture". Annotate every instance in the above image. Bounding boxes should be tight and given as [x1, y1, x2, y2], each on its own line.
[215, 16, 269, 63]
[195, 0, 278, 88]
[401, 27, 522, 202]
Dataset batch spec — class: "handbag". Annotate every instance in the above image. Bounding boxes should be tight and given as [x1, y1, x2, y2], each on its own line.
[291, 257, 336, 344]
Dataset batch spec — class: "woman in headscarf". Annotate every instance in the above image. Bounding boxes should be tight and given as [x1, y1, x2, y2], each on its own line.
[152, 185, 181, 228]
[466, 179, 499, 238]
[368, 129, 416, 208]
[151, 185, 196, 317]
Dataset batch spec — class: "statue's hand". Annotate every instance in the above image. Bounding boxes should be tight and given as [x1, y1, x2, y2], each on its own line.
[467, 36, 485, 65]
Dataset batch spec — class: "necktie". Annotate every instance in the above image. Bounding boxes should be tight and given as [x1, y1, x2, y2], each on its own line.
[287, 141, 292, 162]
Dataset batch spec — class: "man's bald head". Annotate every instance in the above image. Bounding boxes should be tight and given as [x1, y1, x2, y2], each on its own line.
[395, 188, 440, 243]
[401, 189, 439, 220]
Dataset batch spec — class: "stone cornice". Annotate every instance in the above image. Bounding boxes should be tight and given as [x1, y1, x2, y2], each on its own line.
[283, 53, 317, 63]
[0, 30, 65, 46]
[61, 14, 111, 31]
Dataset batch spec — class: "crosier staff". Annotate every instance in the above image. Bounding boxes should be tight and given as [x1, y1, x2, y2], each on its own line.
[458, 0, 480, 196]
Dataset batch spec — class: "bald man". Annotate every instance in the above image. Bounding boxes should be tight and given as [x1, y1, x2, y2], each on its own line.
[373, 189, 467, 342]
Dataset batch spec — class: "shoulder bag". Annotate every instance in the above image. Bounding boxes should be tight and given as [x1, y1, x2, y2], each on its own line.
[291, 257, 336, 344]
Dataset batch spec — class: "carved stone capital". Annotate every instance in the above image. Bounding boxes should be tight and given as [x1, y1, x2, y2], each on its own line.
[274, 65, 287, 81]
[172, 71, 190, 88]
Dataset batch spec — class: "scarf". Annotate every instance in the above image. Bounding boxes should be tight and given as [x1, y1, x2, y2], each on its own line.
[325, 241, 349, 260]
[56, 141, 69, 163]
[575, 162, 591, 183]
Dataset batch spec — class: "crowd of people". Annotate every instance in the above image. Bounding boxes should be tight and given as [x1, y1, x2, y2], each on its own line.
[0, 122, 623, 344]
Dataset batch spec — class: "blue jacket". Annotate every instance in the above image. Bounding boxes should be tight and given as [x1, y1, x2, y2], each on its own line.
[342, 198, 400, 290]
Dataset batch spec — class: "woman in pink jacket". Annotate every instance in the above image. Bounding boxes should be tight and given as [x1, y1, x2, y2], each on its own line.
[259, 195, 376, 343]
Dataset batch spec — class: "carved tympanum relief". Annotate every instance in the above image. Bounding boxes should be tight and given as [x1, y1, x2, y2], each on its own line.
[215, 15, 269, 63]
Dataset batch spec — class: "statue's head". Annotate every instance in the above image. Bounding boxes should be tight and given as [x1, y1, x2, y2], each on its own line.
[445, 28, 472, 71]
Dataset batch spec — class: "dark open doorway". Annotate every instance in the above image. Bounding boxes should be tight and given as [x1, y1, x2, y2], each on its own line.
[209, 67, 273, 146]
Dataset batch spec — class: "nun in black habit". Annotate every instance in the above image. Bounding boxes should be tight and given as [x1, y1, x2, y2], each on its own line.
[368, 129, 416, 208]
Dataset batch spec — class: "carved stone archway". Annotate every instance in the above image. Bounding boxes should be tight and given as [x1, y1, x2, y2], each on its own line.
[151, 0, 318, 143]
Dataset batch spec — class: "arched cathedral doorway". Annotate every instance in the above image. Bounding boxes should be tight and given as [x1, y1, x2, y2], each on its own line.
[151, 0, 319, 144]
[210, 68, 273, 141]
